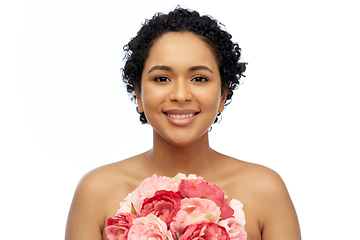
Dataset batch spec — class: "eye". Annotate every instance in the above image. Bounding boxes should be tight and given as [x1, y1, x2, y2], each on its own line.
[154, 76, 170, 82]
[191, 76, 208, 82]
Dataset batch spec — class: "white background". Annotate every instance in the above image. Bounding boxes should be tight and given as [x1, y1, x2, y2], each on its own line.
[1, 0, 359, 239]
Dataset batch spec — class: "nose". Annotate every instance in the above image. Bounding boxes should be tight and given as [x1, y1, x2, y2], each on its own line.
[169, 79, 192, 103]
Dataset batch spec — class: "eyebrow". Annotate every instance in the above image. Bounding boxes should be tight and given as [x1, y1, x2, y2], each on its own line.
[188, 65, 213, 73]
[147, 65, 213, 74]
[148, 65, 172, 73]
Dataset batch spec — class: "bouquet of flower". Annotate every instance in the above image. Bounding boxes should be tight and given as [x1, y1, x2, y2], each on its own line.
[106, 173, 247, 240]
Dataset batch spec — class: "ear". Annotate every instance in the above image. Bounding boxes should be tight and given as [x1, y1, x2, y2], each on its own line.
[218, 90, 228, 113]
[134, 84, 144, 113]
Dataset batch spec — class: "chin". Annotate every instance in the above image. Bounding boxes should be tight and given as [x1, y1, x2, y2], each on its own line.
[162, 130, 209, 148]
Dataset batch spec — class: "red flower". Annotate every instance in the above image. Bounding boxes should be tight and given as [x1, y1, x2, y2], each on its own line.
[140, 190, 182, 226]
[106, 213, 137, 240]
[179, 180, 234, 220]
[180, 222, 230, 240]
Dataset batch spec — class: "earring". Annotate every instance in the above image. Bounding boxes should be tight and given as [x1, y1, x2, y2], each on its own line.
[136, 106, 143, 113]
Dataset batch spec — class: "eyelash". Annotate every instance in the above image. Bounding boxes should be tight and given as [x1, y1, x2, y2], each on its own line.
[154, 76, 208, 82]
[191, 76, 208, 82]
[154, 76, 170, 82]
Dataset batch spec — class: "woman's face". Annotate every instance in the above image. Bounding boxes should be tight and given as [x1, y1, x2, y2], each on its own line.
[136, 31, 227, 146]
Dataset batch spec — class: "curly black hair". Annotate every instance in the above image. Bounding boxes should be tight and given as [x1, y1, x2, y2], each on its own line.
[123, 7, 247, 124]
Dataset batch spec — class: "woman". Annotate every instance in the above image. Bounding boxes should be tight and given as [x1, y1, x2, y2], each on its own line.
[65, 7, 301, 240]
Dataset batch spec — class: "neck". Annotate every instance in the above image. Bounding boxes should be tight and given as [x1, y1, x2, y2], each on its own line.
[144, 129, 217, 177]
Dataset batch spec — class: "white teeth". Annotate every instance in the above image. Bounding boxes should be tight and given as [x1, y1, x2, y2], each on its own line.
[167, 113, 195, 119]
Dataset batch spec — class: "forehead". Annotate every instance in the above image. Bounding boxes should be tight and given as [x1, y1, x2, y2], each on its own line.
[144, 31, 218, 71]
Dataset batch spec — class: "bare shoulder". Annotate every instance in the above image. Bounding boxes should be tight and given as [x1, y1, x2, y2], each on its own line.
[73, 158, 135, 199]
[216, 155, 301, 240]
[238, 159, 287, 194]
[65, 154, 147, 240]
[77, 152, 151, 194]
[218, 154, 294, 213]
[215, 154, 286, 195]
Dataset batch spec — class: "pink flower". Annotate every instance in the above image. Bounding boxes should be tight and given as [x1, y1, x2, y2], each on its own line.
[179, 222, 230, 240]
[138, 174, 178, 199]
[105, 213, 137, 240]
[172, 173, 188, 184]
[229, 199, 246, 227]
[172, 173, 200, 187]
[218, 218, 247, 240]
[117, 192, 134, 214]
[140, 190, 181, 226]
[117, 174, 178, 214]
[179, 179, 234, 220]
[171, 197, 221, 233]
[127, 214, 174, 240]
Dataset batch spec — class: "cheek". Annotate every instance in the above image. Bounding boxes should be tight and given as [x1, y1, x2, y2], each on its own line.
[141, 85, 166, 109]
[196, 88, 222, 110]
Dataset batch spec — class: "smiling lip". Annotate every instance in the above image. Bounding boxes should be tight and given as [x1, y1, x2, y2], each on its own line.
[164, 109, 199, 127]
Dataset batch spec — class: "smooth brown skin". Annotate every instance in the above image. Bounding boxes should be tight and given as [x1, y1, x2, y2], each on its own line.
[65, 32, 301, 240]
